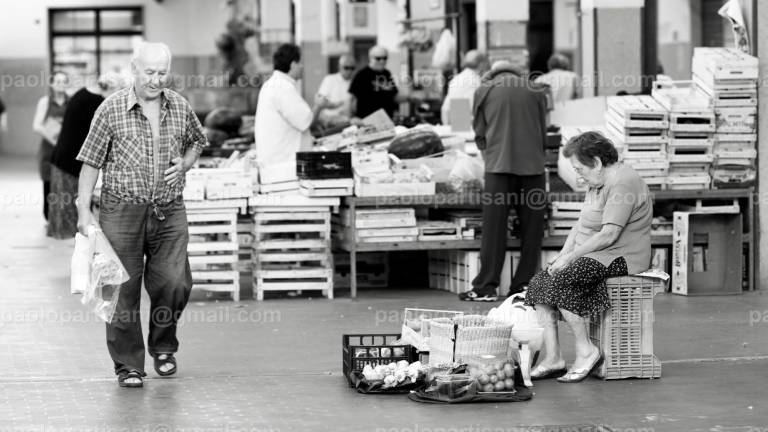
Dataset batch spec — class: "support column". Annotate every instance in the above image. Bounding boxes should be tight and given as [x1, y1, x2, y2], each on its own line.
[295, 0, 324, 102]
[583, 0, 645, 96]
[476, 0, 529, 69]
[757, 1, 767, 289]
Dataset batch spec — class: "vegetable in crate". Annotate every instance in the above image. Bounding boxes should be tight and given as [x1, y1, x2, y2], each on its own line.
[388, 128, 444, 159]
[204, 107, 243, 135]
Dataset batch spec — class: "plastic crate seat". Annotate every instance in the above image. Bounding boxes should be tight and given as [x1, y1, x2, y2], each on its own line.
[589, 275, 665, 380]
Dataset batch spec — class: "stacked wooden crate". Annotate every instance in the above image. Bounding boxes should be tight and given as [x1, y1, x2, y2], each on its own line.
[693, 48, 758, 189]
[251, 204, 334, 301]
[548, 201, 582, 237]
[187, 210, 240, 301]
[652, 81, 715, 191]
[339, 208, 419, 244]
[605, 96, 669, 190]
[333, 252, 389, 289]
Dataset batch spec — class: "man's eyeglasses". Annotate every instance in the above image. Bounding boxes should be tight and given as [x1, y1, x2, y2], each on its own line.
[373, 56, 388, 61]
[342, 66, 356, 70]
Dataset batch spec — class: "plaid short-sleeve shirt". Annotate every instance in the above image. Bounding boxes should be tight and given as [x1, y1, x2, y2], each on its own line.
[77, 87, 207, 204]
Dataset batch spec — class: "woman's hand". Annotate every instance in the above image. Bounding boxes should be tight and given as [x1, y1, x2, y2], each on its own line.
[547, 252, 575, 276]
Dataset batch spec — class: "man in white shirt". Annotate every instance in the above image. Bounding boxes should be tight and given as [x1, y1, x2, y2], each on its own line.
[534, 53, 580, 105]
[440, 50, 488, 126]
[254, 43, 329, 172]
[317, 54, 356, 128]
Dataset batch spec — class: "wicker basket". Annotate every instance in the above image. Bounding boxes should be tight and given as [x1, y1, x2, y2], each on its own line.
[427, 315, 513, 366]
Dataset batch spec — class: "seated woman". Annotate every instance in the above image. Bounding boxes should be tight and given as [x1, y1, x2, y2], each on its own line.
[525, 131, 652, 383]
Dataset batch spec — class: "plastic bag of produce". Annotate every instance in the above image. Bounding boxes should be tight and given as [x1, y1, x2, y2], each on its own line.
[487, 293, 545, 351]
[71, 226, 128, 323]
[408, 364, 533, 404]
[448, 152, 484, 192]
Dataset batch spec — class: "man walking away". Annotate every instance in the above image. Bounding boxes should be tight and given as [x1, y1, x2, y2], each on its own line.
[459, 61, 548, 302]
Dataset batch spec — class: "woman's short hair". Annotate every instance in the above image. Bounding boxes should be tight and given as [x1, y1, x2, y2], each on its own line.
[273, 44, 301, 73]
[547, 53, 571, 72]
[563, 131, 619, 168]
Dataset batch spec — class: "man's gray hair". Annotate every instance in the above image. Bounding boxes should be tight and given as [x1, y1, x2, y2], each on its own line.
[131, 41, 173, 66]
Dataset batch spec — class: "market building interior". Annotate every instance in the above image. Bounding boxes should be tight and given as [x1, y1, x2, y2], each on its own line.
[0, 0, 767, 430]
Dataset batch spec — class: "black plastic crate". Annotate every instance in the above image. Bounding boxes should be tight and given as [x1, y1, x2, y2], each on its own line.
[297, 152, 352, 179]
[342, 333, 417, 386]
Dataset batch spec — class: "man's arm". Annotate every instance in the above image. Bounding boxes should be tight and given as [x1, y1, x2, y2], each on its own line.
[76, 164, 100, 235]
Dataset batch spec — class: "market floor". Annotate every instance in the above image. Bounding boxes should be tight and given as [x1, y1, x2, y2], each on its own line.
[1, 155, 767, 432]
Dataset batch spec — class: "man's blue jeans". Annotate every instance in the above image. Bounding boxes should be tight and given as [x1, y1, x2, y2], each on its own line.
[99, 192, 192, 376]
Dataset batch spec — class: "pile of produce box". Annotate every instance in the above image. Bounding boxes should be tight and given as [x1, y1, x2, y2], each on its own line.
[337, 208, 418, 244]
[352, 148, 436, 197]
[183, 151, 257, 212]
[605, 96, 670, 190]
[692, 48, 758, 189]
[651, 80, 714, 190]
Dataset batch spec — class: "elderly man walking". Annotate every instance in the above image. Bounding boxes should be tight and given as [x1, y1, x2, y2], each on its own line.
[76, 42, 207, 388]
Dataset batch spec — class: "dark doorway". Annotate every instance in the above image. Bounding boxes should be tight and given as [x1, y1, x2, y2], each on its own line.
[459, 0, 477, 54]
[528, 0, 554, 74]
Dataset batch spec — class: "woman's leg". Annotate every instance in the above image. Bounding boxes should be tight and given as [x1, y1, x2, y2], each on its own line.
[533, 304, 564, 368]
[561, 308, 599, 370]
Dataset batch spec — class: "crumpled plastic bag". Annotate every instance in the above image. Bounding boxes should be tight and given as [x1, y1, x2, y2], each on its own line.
[448, 152, 484, 192]
[487, 293, 545, 351]
[431, 28, 456, 71]
[71, 226, 128, 323]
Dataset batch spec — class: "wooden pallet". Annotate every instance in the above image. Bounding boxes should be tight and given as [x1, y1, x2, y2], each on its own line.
[186, 211, 240, 301]
[606, 96, 669, 129]
[253, 268, 333, 301]
[551, 201, 583, 219]
[252, 209, 334, 300]
[669, 112, 716, 133]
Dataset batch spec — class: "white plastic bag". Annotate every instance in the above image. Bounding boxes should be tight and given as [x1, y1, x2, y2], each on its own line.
[431, 28, 456, 71]
[71, 226, 128, 323]
[448, 152, 484, 192]
[487, 293, 545, 351]
[70, 233, 90, 295]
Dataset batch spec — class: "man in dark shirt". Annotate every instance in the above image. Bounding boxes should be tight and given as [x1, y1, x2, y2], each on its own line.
[349, 45, 406, 120]
[459, 61, 548, 302]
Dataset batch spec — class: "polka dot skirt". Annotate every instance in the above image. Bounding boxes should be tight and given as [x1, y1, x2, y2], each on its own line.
[524, 256, 628, 317]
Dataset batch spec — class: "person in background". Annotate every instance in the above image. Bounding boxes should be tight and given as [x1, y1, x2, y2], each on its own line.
[254, 43, 330, 169]
[0, 96, 7, 132]
[316, 54, 356, 130]
[459, 60, 548, 302]
[76, 42, 208, 388]
[349, 45, 417, 121]
[534, 53, 580, 104]
[440, 50, 488, 126]
[525, 131, 651, 383]
[32, 70, 70, 221]
[47, 73, 123, 239]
